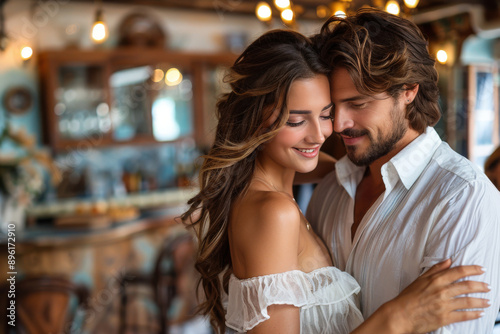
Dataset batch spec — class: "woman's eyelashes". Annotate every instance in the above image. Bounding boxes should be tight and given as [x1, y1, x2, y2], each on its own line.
[286, 120, 305, 127]
[286, 114, 332, 127]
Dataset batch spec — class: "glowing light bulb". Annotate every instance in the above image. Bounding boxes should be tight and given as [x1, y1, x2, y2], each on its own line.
[153, 69, 164, 83]
[165, 68, 183, 86]
[437, 50, 448, 64]
[334, 10, 347, 18]
[91, 21, 107, 43]
[274, 0, 290, 9]
[256, 2, 272, 21]
[385, 0, 400, 15]
[21, 46, 33, 60]
[91, 8, 107, 43]
[281, 8, 294, 22]
[404, 0, 419, 9]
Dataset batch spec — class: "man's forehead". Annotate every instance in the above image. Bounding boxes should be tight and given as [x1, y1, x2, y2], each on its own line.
[329, 68, 357, 92]
[329, 69, 391, 102]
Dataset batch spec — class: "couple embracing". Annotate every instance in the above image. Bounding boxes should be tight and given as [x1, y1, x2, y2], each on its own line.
[182, 8, 500, 334]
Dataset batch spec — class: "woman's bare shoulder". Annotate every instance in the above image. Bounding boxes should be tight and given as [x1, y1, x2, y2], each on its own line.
[230, 191, 302, 277]
[234, 190, 301, 230]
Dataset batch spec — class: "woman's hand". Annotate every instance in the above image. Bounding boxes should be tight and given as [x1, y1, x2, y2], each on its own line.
[383, 259, 490, 333]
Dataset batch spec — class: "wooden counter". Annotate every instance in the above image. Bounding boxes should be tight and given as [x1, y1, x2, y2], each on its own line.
[11, 205, 187, 253]
[0, 206, 191, 333]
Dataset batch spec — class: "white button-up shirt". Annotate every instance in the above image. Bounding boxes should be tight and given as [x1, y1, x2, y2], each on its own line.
[307, 127, 500, 333]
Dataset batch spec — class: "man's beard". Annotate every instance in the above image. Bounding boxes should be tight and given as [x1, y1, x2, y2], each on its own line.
[340, 104, 408, 166]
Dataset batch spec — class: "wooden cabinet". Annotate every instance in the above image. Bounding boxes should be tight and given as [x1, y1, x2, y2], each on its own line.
[39, 49, 236, 151]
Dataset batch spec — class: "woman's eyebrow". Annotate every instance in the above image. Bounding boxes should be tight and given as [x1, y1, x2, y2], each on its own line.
[322, 102, 333, 111]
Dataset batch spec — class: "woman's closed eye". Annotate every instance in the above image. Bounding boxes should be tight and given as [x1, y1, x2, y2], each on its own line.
[320, 113, 333, 121]
[286, 120, 305, 127]
[286, 112, 332, 127]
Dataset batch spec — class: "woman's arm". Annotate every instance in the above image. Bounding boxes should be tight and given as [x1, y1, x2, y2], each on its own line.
[234, 193, 302, 334]
[351, 259, 490, 334]
[294, 151, 336, 184]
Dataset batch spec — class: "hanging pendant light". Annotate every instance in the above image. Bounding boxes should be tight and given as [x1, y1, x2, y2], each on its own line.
[274, 0, 290, 10]
[256, 2, 272, 22]
[21, 46, 33, 60]
[385, 0, 400, 15]
[281, 8, 294, 22]
[404, 0, 420, 9]
[91, 0, 108, 44]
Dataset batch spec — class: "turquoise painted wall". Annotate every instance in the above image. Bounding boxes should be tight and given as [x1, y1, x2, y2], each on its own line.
[461, 36, 495, 64]
[0, 67, 42, 154]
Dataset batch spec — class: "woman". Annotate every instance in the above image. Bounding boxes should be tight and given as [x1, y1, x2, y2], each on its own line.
[181, 30, 490, 334]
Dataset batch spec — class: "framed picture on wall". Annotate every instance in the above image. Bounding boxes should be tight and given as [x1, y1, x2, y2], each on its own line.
[467, 65, 499, 169]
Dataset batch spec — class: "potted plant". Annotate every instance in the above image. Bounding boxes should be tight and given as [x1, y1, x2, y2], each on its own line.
[0, 122, 61, 232]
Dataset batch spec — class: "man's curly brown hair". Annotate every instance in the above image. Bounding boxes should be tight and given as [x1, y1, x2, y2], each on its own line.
[312, 8, 440, 133]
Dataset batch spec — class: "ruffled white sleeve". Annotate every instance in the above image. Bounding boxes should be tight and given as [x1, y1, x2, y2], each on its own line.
[225, 267, 362, 333]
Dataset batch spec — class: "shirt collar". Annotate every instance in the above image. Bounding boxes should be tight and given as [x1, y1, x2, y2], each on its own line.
[386, 126, 442, 191]
[335, 155, 366, 199]
[335, 127, 442, 198]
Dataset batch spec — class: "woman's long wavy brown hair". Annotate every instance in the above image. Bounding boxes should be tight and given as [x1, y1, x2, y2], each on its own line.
[180, 29, 329, 333]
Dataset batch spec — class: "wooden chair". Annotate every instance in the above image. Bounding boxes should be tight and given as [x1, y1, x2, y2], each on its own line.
[119, 231, 199, 334]
[153, 232, 198, 334]
[1, 276, 89, 334]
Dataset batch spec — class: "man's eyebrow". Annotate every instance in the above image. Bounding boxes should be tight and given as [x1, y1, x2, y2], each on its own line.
[338, 95, 369, 103]
[289, 103, 333, 114]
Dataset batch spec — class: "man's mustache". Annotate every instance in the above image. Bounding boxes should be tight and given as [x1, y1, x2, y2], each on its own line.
[336, 129, 369, 138]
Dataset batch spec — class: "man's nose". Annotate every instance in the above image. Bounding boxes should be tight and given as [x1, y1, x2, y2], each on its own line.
[333, 107, 354, 133]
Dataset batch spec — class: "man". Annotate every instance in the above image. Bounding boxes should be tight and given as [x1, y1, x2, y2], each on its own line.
[485, 146, 500, 189]
[307, 8, 500, 333]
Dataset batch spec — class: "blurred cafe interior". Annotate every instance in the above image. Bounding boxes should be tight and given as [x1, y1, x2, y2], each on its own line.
[0, 0, 500, 333]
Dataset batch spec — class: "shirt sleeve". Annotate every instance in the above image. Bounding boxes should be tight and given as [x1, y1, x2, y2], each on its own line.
[421, 180, 500, 333]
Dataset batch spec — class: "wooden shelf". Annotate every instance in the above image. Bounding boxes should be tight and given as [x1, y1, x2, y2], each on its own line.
[38, 48, 237, 152]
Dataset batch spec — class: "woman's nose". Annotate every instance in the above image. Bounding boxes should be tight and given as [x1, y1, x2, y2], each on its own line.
[306, 120, 327, 144]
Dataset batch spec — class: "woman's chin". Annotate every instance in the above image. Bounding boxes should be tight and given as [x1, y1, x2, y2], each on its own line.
[295, 164, 318, 174]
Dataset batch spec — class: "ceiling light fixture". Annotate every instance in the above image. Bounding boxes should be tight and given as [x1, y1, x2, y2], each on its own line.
[403, 0, 420, 9]
[385, 0, 400, 15]
[91, 0, 108, 44]
[256, 1, 273, 22]
[21, 46, 33, 60]
[274, 0, 290, 10]
[255, 0, 419, 23]
[281, 8, 294, 22]
[437, 50, 448, 64]
[254, 0, 419, 27]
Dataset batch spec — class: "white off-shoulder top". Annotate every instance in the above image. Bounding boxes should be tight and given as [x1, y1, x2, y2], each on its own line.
[225, 266, 364, 334]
